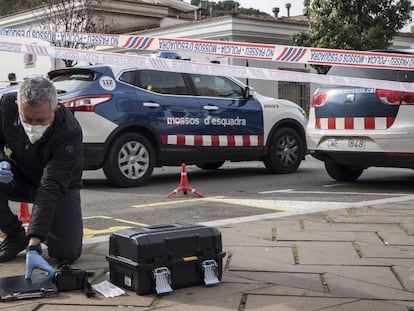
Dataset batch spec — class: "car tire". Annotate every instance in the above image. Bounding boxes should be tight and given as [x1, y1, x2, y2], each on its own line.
[196, 161, 225, 170]
[103, 133, 155, 187]
[324, 161, 363, 182]
[263, 127, 304, 174]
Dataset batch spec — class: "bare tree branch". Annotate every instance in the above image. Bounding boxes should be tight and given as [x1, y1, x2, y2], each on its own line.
[37, 0, 108, 67]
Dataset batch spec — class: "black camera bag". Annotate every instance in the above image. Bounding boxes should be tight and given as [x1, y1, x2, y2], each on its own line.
[53, 264, 94, 297]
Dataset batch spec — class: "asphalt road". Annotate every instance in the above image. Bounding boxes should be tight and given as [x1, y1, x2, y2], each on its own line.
[77, 156, 414, 239]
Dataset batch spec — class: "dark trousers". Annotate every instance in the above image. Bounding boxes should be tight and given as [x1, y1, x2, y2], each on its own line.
[0, 171, 83, 263]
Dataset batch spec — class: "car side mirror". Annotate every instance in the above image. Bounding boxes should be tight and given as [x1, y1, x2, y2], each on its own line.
[244, 86, 255, 99]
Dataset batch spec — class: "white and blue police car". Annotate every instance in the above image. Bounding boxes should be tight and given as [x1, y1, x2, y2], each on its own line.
[48, 65, 307, 187]
[307, 49, 414, 181]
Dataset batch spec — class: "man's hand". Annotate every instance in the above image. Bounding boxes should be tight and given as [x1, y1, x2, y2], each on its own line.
[25, 250, 54, 279]
[0, 161, 13, 184]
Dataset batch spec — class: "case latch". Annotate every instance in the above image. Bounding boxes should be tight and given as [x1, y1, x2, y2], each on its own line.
[201, 259, 219, 285]
[152, 267, 173, 294]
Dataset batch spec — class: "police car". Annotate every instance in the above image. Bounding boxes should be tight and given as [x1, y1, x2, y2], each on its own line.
[306, 49, 414, 181]
[48, 65, 307, 187]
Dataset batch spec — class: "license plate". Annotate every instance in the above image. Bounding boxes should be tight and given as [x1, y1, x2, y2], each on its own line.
[348, 138, 365, 149]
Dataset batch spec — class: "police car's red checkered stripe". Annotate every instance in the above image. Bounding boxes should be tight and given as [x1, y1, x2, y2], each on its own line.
[316, 117, 396, 130]
[160, 135, 264, 147]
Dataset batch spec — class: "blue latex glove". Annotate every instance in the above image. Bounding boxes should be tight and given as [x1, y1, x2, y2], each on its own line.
[0, 161, 13, 184]
[25, 250, 54, 279]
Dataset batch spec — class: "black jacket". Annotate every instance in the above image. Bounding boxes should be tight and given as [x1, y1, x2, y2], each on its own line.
[0, 92, 83, 241]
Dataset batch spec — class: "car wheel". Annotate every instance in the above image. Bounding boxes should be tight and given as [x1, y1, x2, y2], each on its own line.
[103, 133, 155, 187]
[324, 161, 363, 182]
[196, 161, 225, 170]
[264, 127, 304, 174]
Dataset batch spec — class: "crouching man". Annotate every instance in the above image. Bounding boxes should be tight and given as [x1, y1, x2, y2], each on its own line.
[0, 77, 83, 278]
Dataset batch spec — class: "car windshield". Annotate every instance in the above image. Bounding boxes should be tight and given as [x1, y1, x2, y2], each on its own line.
[50, 70, 99, 94]
[328, 66, 414, 83]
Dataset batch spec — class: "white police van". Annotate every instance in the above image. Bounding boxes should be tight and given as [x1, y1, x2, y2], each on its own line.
[48, 65, 308, 187]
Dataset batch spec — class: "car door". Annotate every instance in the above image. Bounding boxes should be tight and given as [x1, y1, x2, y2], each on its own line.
[188, 73, 264, 155]
[132, 69, 203, 154]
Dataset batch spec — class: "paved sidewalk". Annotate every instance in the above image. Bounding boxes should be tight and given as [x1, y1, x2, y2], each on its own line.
[0, 199, 414, 310]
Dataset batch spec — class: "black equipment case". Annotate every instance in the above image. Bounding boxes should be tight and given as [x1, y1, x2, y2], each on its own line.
[106, 223, 226, 295]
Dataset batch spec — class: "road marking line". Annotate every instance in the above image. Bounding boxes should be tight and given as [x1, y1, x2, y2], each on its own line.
[83, 215, 112, 220]
[83, 215, 148, 227]
[132, 196, 288, 212]
[322, 183, 348, 188]
[131, 197, 221, 208]
[259, 189, 410, 196]
[202, 198, 288, 211]
[84, 226, 132, 237]
[351, 195, 414, 207]
[82, 216, 149, 238]
[112, 218, 149, 227]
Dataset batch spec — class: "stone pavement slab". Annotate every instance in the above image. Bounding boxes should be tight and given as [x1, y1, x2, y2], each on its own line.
[226, 245, 295, 270]
[245, 284, 333, 297]
[267, 221, 384, 243]
[228, 271, 325, 293]
[393, 265, 414, 291]
[288, 241, 362, 265]
[325, 272, 414, 300]
[244, 295, 355, 311]
[220, 231, 277, 248]
[329, 214, 412, 224]
[321, 266, 403, 289]
[152, 282, 261, 310]
[358, 242, 414, 258]
[319, 301, 409, 311]
[38, 305, 146, 311]
[246, 297, 409, 311]
[378, 229, 414, 246]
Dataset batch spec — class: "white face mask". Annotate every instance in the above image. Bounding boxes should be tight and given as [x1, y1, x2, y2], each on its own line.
[21, 121, 50, 144]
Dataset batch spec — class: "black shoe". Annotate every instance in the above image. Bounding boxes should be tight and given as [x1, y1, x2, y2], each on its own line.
[0, 230, 27, 262]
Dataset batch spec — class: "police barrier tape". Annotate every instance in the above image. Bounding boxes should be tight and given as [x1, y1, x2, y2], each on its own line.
[0, 27, 414, 71]
[0, 40, 412, 93]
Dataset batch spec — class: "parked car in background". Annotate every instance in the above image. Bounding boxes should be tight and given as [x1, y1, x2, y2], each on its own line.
[45, 65, 307, 187]
[306, 49, 414, 181]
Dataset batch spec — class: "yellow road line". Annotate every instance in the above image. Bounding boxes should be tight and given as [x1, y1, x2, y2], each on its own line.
[132, 197, 288, 212]
[83, 215, 113, 220]
[132, 197, 207, 208]
[84, 226, 132, 237]
[111, 217, 149, 227]
[83, 215, 148, 226]
[82, 216, 149, 237]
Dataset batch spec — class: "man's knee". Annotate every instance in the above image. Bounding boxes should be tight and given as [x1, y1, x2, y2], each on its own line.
[47, 244, 82, 264]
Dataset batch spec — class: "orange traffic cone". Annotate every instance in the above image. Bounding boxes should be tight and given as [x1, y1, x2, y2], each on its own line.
[18, 202, 31, 224]
[166, 163, 204, 198]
